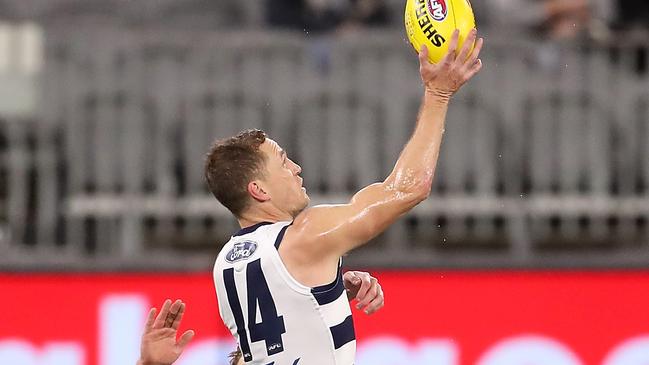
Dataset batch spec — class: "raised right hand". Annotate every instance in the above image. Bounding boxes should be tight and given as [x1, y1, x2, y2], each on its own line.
[419, 29, 484, 100]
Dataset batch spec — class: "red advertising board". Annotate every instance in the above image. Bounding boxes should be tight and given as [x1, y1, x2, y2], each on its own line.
[2, 271, 649, 365]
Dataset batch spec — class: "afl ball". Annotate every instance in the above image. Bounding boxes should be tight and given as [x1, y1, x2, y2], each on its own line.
[405, 0, 476, 63]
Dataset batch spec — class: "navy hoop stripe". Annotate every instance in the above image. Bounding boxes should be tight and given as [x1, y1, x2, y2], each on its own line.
[311, 262, 344, 305]
[329, 315, 355, 349]
[311, 275, 345, 306]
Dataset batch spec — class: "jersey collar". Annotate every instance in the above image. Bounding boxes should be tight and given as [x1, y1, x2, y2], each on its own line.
[232, 221, 274, 237]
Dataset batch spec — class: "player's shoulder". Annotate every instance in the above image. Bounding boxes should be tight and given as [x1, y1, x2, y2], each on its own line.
[286, 204, 347, 246]
[292, 203, 345, 227]
[215, 221, 290, 265]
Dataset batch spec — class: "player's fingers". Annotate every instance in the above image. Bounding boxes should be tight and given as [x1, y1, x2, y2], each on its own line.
[178, 330, 195, 349]
[144, 307, 157, 330]
[418, 45, 430, 66]
[171, 302, 186, 330]
[465, 37, 484, 67]
[356, 278, 378, 309]
[153, 299, 172, 329]
[456, 28, 476, 64]
[464, 59, 483, 82]
[441, 29, 460, 65]
[343, 271, 361, 287]
[343, 272, 361, 299]
[165, 299, 183, 328]
[354, 275, 373, 308]
[363, 288, 385, 315]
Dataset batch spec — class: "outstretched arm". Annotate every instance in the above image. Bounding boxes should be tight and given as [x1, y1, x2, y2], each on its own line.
[137, 299, 195, 365]
[290, 29, 484, 259]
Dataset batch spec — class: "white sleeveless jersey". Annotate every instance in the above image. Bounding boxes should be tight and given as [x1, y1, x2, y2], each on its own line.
[213, 221, 356, 365]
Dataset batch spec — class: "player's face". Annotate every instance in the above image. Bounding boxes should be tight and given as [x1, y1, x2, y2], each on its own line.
[258, 139, 309, 217]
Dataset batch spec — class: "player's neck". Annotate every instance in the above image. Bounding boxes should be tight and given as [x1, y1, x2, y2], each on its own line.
[238, 205, 293, 228]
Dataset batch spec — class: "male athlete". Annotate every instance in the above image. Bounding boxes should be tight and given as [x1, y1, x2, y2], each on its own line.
[209, 29, 483, 364]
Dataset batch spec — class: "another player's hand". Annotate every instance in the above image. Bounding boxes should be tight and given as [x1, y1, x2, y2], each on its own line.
[419, 29, 483, 100]
[343, 271, 384, 315]
[137, 299, 195, 365]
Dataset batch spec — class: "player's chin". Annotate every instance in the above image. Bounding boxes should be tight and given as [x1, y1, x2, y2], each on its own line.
[292, 196, 310, 217]
[300, 190, 310, 207]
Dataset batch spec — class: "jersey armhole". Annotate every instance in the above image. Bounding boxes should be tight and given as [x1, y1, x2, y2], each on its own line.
[270, 222, 345, 300]
[267, 222, 313, 296]
[274, 223, 290, 249]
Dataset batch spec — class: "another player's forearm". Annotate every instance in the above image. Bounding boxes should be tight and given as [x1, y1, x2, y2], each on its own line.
[385, 92, 449, 199]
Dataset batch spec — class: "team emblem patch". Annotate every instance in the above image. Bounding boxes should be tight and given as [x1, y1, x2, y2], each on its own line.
[427, 0, 448, 21]
[225, 241, 258, 263]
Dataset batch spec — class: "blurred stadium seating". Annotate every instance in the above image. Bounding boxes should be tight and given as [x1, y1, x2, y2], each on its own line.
[0, 0, 648, 271]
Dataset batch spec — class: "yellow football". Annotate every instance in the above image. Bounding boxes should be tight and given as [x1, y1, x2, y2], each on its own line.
[404, 0, 476, 64]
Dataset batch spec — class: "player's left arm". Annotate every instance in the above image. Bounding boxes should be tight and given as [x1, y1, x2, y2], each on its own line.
[343, 271, 384, 315]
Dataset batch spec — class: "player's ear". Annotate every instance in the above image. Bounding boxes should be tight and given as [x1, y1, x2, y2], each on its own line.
[248, 180, 270, 202]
